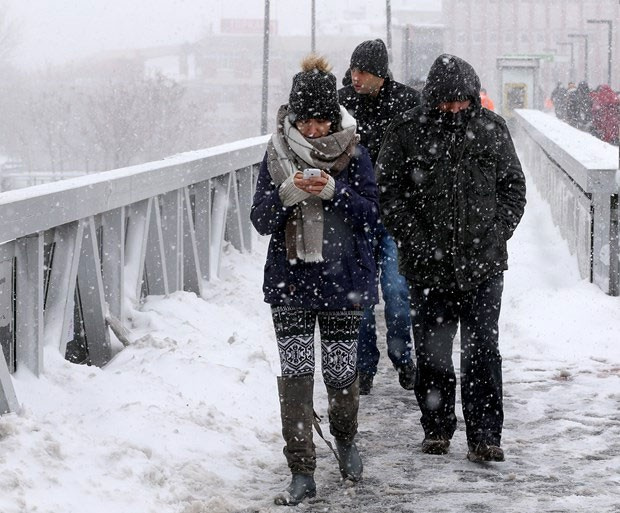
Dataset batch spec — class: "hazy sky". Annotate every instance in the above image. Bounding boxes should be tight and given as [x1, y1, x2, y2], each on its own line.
[4, 0, 441, 69]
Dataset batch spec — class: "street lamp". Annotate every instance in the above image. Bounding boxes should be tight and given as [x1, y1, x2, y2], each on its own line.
[557, 41, 575, 81]
[261, 0, 270, 135]
[386, 0, 392, 63]
[587, 19, 613, 85]
[568, 33, 589, 83]
[311, 0, 316, 53]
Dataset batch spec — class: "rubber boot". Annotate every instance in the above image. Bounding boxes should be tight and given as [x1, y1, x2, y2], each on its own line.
[274, 375, 316, 506]
[326, 376, 363, 481]
[273, 474, 317, 506]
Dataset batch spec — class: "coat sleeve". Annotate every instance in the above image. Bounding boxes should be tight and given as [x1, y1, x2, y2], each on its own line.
[326, 146, 379, 230]
[250, 153, 294, 236]
[375, 121, 413, 246]
[494, 123, 527, 240]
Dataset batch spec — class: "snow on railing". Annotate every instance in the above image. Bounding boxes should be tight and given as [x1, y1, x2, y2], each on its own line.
[0, 135, 269, 414]
[513, 109, 619, 296]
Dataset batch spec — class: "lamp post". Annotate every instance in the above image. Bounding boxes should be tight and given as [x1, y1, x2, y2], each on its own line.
[386, 0, 392, 62]
[557, 41, 575, 81]
[568, 33, 589, 83]
[311, 0, 316, 53]
[261, 0, 270, 135]
[587, 19, 613, 85]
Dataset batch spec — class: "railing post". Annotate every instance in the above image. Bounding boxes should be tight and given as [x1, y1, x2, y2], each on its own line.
[182, 187, 203, 296]
[0, 349, 18, 413]
[15, 232, 45, 376]
[44, 221, 84, 357]
[237, 166, 255, 253]
[77, 216, 111, 366]
[160, 190, 184, 292]
[101, 207, 126, 323]
[125, 199, 152, 303]
[145, 197, 169, 296]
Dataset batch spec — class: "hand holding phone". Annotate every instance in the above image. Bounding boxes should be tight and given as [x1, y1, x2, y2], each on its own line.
[303, 168, 321, 179]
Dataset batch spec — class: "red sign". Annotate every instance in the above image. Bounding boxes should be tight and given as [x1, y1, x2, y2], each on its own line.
[221, 19, 278, 35]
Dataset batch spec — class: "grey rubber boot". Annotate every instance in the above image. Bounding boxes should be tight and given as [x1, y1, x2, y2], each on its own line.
[274, 375, 316, 505]
[326, 376, 363, 481]
[273, 473, 317, 506]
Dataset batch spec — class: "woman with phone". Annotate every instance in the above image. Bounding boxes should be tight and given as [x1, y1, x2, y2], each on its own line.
[250, 54, 379, 506]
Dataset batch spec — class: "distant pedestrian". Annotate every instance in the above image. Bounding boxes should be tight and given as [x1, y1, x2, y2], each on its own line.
[338, 38, 421, 395]
[550, 82, 568, 120]
[376, 54, 526, 463]
[566, 81, 593, 131]
[251, 54, 378, 505]
[480, 87, 495, 111]
[590, 84, 619, 145]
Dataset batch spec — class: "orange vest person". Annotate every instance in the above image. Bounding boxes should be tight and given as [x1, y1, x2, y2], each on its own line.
[480, 88, 495, 111]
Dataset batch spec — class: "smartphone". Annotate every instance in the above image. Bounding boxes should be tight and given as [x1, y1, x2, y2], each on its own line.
[303, 168, 321, 179]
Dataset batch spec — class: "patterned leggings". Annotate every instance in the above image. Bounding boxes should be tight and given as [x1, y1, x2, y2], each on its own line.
[271, 306, 363, 389]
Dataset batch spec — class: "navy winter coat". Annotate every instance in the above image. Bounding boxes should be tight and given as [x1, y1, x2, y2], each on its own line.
[251, 145, 379, 310]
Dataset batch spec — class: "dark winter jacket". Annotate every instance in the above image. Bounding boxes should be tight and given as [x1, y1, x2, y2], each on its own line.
[566, 81, 593, 131]
[339, 78, 421, 164]
[376, 54, 526, 291]
[251, 145, 379, 309]
[550, 83, 568, 120]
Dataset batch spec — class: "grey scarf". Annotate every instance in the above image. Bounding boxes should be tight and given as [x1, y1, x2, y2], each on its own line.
[267, 105, 358, 262]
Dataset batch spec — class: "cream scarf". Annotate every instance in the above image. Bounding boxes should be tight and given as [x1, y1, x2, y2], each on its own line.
[267, 105, 358, 262]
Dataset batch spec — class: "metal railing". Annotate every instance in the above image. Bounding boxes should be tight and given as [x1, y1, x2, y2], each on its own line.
[513, 109, 619, 295]
[0, 135, 269, 414]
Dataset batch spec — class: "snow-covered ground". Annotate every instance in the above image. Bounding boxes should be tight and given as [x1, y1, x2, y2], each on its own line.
[1, 162, 619, 513]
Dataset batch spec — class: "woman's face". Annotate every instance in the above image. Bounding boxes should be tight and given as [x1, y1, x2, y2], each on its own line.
[295, 118, 332, 138]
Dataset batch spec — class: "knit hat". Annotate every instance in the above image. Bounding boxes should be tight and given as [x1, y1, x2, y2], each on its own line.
[288, 55, 341, 125]
[349, 39, 389, 78]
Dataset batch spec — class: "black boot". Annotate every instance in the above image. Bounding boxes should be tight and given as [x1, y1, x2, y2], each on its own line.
[335, 439, 363, 481]
[274, 473, 316, 506]
[326, 377, 363, 481]
[397, 361, 416, 390]
[274, 376, 316, 505]
[358, 371, 374, 395]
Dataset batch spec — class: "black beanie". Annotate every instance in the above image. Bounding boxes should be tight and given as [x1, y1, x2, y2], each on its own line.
[288, 56, 341, 125]
[350, 39, 389, 78]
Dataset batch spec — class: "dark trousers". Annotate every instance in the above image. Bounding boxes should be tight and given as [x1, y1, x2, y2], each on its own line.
[358, 231, 413, 375]
[408, 273, 504, 446]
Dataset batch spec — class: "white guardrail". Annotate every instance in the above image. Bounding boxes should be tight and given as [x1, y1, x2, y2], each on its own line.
[0, 135, 269, 414]
[513, 109, 619, 296]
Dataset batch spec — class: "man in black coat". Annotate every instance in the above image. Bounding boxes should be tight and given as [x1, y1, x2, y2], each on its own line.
[376, 54, 526, 462]
[338, 39, 421, 395]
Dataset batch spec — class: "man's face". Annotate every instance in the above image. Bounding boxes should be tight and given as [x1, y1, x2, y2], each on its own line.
[350, 68, 384, 96]
[438, 99, 471, 113]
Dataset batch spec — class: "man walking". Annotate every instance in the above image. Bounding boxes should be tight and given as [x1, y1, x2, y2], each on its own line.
[338, 39, 421, 394]
[376, 54, 526, 461]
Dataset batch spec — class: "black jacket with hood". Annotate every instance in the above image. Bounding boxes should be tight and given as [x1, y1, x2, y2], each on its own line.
[339, 77, 421, 164]
[376, 54, 526, 291]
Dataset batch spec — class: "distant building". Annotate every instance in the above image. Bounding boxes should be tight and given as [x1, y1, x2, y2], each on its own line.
[441, 0, 619, 105]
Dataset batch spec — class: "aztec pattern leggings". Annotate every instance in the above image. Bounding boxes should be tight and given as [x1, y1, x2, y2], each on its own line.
[271, 306, 363, 389]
